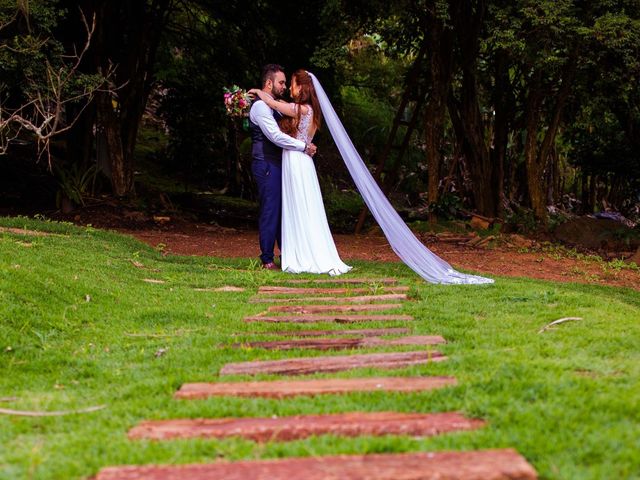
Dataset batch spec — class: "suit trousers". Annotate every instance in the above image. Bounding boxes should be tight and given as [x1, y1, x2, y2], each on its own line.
[252, 158, 281, 264]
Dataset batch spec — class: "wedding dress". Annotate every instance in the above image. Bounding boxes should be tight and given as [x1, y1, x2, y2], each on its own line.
[308, 72, 494, 285]
[281, 106, 352, 275]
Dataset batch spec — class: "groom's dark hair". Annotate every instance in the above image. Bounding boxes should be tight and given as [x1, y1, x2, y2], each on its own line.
[261, 64, 284, 86]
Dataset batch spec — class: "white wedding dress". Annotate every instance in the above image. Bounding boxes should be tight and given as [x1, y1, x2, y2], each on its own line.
[281, 106, 352, 275]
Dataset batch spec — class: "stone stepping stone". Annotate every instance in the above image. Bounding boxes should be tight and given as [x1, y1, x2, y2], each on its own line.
[95, 449, 538, 480]
[128, 411, 483, 442]
[244, 314, 414, 323]
[258, 286, 409, 295]
[235, 335, 446, 351]
[219, 350, 446, 376]
[175, 376, 457, 399]
[266, 304, 403, 314]
[286, 277, 398, 284]
[249, 293, 408, 304]
[255, 327, 412, 337]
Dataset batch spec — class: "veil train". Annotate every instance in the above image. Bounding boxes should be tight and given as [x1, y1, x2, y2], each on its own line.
[309, 72, 494, 285]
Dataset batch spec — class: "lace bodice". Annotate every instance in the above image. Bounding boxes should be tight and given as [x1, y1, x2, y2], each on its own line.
[295, 105, 314, 143]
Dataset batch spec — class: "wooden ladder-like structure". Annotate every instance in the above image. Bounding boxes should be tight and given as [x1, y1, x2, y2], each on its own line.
[354, 40, 429, 234]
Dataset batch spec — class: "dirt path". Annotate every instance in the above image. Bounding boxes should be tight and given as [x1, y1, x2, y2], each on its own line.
[117, 224, 640, 291]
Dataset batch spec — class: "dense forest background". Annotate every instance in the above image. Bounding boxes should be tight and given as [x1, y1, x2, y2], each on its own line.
[1, 0, 639, 233]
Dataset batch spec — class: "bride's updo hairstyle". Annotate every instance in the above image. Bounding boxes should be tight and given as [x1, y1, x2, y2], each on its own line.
[279, 69, 322, 136]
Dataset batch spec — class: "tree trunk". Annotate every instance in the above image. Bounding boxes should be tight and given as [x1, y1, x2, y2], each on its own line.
[547, 145, 558, 205]
[491, 50, 512, 218]
[608, 174, 622, 208]
[506, 132, 522, 203]
[589, 174, 598, 211]
[96, 91, 131, 197]
[581, 171, 591, 213]
[447, 0, 497, 217]
[118, 0, 170, 169]
[86, 0, 172, 197]
[448, 74, 497, 217]
[424, 10, 454, 222]
[524, 58, 576, 224]
[627, 246, 640, 266]
[523, 74, 546, 222]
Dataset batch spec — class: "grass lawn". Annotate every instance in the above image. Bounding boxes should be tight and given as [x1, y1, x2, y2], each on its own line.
[1, 217, 639, 480]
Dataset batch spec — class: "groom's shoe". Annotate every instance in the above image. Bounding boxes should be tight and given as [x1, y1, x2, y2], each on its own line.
[262, 262, 280, 270]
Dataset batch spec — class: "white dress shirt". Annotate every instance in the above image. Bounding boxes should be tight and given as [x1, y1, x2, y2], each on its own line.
[249, 99, 306, 152]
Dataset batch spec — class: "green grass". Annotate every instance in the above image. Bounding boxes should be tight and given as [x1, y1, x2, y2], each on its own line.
[1, 216, 639, 479]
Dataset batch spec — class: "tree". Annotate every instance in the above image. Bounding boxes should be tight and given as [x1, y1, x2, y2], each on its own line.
[66, 0, 176, 197]
[483, 0, 640, 223]
[0, 1, 104, 160]
[565, 6, 640, 214]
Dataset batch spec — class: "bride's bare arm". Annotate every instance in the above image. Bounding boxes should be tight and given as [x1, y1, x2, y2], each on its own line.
[248, 89, 308, 117]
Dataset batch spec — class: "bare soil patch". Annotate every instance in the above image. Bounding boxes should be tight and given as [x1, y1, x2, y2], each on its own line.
[116, 223, 640, 291]
[0, 226, 60, 237]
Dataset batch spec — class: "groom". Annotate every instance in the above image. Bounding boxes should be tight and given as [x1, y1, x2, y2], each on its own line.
[249, 64, 317, 269]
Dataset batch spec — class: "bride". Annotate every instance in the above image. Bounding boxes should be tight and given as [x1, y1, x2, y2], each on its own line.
[250, 70, 352, 276]
[252, 70, 493, 285]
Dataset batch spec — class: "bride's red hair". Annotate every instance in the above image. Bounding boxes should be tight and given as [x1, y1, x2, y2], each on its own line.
[279, 70, 322, 136]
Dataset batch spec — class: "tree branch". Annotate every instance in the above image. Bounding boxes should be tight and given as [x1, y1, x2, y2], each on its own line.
[0, 10, 111, 166]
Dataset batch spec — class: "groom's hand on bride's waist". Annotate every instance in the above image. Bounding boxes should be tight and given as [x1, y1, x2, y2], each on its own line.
[305, 143, 317, 157]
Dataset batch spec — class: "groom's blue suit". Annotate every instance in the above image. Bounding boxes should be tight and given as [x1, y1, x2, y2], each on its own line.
[250, 108, 283, 264]
[249, 99, 306, 265]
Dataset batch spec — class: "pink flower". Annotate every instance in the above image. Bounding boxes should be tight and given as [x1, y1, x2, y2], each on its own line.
[223, 85, 252, 117]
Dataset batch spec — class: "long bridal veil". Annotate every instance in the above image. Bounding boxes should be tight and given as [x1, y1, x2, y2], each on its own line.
[309, 72, 494, 285]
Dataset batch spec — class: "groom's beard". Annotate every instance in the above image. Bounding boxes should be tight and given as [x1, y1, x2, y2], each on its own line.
[271, 85, 286, 100]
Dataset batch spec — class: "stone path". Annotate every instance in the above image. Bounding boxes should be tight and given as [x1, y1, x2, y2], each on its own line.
[244, 313, 414, 323]
[249, 293, 408, 303]
[95, 449, 537, 480]
[219, 350, 447, 376]
[257, 286, 410, 295]
[285, 277, 398, 284]
[128, 412, 485, 442]
[234, 335, 446, 351]
[250, 327, 412, 337]
[266, 303, 403, 313]
[175, 376, 457, 399]
[96, 276, 538, 479]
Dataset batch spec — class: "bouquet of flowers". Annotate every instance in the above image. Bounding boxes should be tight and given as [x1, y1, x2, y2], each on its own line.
[223, 85, 252, 118]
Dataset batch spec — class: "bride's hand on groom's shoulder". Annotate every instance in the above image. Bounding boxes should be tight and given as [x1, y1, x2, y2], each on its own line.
[248, 88, 262, 100]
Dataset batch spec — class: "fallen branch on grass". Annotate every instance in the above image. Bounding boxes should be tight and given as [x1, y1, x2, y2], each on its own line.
[538, 317, 583, 334]
[0, 404, 106, 417]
